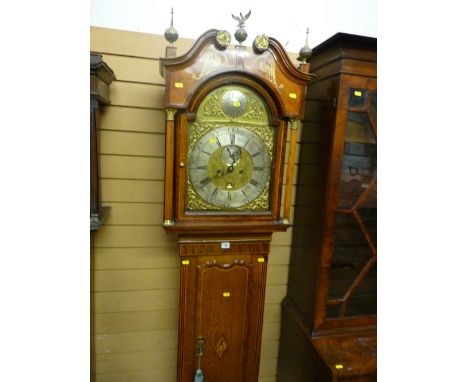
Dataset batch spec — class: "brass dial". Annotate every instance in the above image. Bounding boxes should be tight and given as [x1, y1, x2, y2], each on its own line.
[189, 126, 271, 209]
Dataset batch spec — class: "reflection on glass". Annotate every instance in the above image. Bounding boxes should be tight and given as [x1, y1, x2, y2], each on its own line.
[327, 213, 373, 300]
[359, 186, 377, 247]
[337, 112, 376, 209]
[346, 262, 377, 316]
[325, 303, 340, 319]
[348, 88, 368, 108]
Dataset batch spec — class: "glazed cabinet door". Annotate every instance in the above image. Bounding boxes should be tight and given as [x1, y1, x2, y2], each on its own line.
[321, 77, 377, 327]
[177, 241, 268, 382]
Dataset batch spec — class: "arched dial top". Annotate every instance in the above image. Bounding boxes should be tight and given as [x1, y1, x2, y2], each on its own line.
[186, 84, 274, 212]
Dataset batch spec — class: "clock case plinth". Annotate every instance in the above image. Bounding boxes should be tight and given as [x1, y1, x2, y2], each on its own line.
[159, 29, 314, 382]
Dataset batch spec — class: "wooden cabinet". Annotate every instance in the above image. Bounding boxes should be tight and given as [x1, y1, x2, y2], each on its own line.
[277, 33, 377, 381]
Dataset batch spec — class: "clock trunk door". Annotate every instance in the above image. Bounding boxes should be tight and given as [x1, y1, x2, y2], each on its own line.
[196, 259, 250, 382]
[177, 239, 269, 382]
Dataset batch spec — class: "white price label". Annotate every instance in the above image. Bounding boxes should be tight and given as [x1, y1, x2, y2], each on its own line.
[221, 242, 230, 249]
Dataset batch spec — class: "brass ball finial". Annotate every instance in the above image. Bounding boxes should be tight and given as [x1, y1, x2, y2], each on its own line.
[164, 7, 179, 45]
[298, 27, 312, 62]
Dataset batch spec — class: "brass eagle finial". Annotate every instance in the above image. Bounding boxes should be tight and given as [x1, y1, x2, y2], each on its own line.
[231, 10, 251, 28]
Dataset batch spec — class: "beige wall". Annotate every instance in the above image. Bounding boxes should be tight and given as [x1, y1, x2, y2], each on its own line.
[90, 26, 312, 382]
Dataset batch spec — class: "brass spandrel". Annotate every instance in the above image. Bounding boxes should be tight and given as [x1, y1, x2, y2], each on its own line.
[187, 181, 222, 211]
[187, 122, 222, 154]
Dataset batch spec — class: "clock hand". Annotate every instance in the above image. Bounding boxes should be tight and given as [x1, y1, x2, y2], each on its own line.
[226, 146, 234, 163]
[229, 146, 241, 165]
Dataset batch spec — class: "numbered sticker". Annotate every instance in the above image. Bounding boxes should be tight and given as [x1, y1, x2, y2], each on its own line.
[221, 242, 230, 249]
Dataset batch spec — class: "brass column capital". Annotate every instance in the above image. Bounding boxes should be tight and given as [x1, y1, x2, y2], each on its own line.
[166, 108, 177, 121]
[289, 119, 302, 130]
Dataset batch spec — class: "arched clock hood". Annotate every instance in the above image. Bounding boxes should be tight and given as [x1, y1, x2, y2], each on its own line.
[160, 29, 314, 120]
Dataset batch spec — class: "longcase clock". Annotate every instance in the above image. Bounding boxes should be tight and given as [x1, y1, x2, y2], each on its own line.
[160, 29, 313, 381]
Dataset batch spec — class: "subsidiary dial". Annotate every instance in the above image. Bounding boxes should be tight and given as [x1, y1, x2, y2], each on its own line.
[221, 90, 248, 118]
